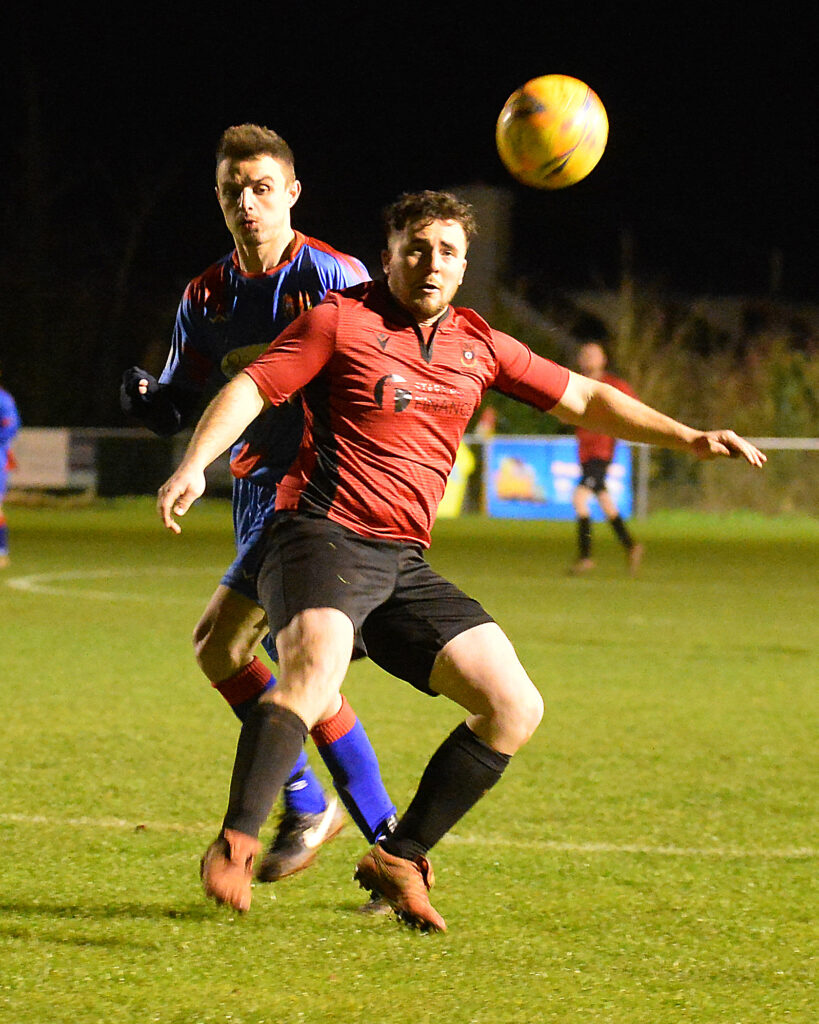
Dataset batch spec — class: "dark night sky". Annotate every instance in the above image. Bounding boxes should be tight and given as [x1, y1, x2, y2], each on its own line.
[7, 2, 818, 301]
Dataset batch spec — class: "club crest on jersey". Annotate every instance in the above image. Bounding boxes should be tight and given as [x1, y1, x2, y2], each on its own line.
[283, 290, 314, 322]
[461, 343, 476, 366]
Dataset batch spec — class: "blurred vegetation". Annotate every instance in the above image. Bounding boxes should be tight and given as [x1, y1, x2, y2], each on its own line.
[473, 275, 818, 442]
[468, 275, 819, 514]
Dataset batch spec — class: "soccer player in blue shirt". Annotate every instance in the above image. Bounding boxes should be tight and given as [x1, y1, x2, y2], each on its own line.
[0, 367, 20, 568]
[121, 125, 396, 880]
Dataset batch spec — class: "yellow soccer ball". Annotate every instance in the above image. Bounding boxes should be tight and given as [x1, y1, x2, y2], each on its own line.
[496, 74, 609, 189]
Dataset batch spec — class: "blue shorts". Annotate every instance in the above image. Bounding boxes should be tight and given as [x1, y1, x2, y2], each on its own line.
[0, 465, 7, 500]
[219, 477, 277, 604]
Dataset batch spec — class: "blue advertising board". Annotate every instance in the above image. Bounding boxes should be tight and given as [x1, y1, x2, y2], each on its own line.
[485, 437, 633, 521]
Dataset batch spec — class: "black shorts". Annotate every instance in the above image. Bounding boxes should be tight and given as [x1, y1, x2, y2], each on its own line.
[580, 458, 611, 494]
[257, 514, 494, 695]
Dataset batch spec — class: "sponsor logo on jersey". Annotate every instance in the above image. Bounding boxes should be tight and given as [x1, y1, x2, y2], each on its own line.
[374, 373, 412, 412]
[373, 374, 473, 417]
[221, 344, 270, 379]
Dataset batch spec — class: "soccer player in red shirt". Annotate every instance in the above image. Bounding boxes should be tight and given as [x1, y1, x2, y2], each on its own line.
[157, 190, 765, 932]
[571, 340, 644, 575]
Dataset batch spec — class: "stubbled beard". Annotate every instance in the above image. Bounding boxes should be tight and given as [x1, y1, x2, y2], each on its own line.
[411, 287, 452, 322]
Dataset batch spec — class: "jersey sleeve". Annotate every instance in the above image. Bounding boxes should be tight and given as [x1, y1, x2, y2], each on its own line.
[490, 330, 570, 410]
[158, 286, 215, 391]
[243, 295, 340, 403]
[321, 254, 370, 292]
[137, 286, 212, 433]
[307, 238, 371, 294]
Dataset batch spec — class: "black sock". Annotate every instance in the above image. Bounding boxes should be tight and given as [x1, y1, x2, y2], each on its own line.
[609, 515, 634, 549]
[222, 702, 308, 838]
[380, 722, 511, 861]
[577, 517, 592, 558]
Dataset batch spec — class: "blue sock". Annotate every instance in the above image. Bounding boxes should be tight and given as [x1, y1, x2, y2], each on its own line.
[0, 517, 8, 555]
[311, 696, 397, 842]
[215, 656, 327, 817]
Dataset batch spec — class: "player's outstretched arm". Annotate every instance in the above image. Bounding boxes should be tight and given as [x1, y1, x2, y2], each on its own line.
[553, 371, 766, 467]
[157, 373, 267, 534]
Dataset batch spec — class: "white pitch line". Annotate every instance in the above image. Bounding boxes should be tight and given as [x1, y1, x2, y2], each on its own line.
[4, 566, 219, 601]
[446, 834, 818, 860]
[0, 812, 814, 860]
[0, 813, 205, 833]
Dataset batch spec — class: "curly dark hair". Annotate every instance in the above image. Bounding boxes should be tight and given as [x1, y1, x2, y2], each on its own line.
[382, 190, 478, 247]
[215, 124, 296, 181]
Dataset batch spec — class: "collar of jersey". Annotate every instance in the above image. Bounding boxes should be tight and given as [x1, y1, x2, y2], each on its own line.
[230, 230, 306, 279]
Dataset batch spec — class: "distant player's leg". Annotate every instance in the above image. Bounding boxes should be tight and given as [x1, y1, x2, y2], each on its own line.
[0, 478, 9, 567]
[570, 477, 595, 574]
[597, 489, 643, 574]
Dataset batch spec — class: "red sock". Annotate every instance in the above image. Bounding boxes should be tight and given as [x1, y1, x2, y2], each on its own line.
[311, 694, 357, 745]
[214, 656, 272, 709]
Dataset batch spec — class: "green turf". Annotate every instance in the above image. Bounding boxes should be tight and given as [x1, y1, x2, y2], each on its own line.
[1, 499, 816, 1023]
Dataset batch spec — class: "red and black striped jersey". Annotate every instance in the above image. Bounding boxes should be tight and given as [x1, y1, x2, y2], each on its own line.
[244, 280, 570, 547]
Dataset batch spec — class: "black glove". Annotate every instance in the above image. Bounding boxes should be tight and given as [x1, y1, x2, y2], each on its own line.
[120, 366, 160, 416]
[119, 366, 194, 436]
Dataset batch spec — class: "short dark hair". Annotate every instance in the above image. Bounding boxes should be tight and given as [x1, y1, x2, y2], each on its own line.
[383, 190, 478, 247]
[215, 124, 296, 181]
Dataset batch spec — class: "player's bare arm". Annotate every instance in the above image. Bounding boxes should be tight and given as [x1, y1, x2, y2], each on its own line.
[157, 372, 268, 533]
[553, 371, 766, 467]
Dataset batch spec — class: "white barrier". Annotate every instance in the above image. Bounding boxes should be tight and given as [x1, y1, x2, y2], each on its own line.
[9, 428, 94, 490]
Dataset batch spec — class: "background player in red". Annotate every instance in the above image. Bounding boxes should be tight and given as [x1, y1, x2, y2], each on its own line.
[156, 190, 766, 932]
[571, 340, 644, 575]
[0, 365, 20, 569]
[121, 125, 396, 881]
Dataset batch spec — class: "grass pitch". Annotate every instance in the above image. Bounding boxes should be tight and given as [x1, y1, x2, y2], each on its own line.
[1, 499, 816, 1023]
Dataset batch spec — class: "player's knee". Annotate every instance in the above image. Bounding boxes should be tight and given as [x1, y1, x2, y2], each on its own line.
[192, 620, 244, 682]
[192, 616, 216, 671]
[192, 617, 208, 659]
[193, 635, 222, 681]
[490, 679, 543, 750]
[512, 684, 544, 745]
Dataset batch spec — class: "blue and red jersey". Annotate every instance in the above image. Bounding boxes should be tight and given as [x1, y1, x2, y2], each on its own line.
[159, 231, 369, 487]
[0, 386, 20, 474]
